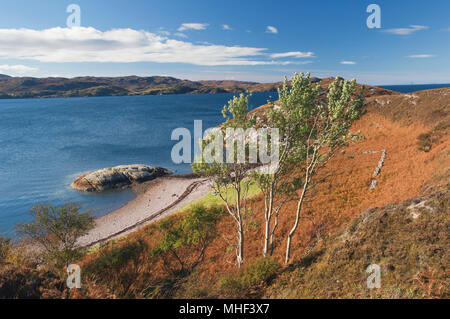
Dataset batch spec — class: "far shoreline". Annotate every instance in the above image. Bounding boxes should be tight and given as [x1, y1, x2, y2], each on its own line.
[0, 90, 279, 101]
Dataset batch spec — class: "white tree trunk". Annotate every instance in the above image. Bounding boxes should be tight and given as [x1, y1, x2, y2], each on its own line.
[285, 178, 308, 264]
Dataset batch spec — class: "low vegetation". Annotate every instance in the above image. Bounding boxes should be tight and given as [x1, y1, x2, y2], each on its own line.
[218, 257, 280, 298]
[16, 203, 95, 269]
[417, 123, 449, 152]
[0, 236, 11, 264]
[0, 203, 96, 298]
[151, 205, 224, 276]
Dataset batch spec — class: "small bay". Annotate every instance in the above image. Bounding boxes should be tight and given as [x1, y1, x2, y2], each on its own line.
[0, 92, 276, 236]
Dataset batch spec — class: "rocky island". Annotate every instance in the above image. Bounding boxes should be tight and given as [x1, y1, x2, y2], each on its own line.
[71, 164, 172, 192]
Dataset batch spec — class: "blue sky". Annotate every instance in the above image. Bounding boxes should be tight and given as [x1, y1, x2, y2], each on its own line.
[0, 0, 448, 84]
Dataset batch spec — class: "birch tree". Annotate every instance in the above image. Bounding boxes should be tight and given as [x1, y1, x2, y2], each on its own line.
[283, 75, 364, 264]
[16, 202, 95, 268]
[192, 94, 256, 267]
[252, 73, 319, 257]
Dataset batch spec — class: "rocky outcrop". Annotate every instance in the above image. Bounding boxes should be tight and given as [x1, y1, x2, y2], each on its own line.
[71, 164, 172, 192]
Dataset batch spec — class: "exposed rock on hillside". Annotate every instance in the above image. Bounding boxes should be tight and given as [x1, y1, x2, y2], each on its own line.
[71, 164, 171, 192]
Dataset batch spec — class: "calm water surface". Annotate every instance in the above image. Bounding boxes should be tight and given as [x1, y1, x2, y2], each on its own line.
[0, 92, 276, 236]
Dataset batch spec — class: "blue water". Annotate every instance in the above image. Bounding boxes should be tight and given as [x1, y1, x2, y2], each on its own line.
[381, 83, 450, 93]
[0, 92, 276, 237]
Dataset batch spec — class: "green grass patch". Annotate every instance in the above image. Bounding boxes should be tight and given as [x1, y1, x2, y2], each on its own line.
[178, 178, 261, 212]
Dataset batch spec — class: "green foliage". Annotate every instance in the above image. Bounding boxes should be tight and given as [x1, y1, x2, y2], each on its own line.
[0, 235, 11, 264]
[240, 257, 280, 286]
[192, 93, 256, 177]
[16, 202, 95, 269]
[269, 73, 364, 164]
[192, 93, 259, 267]
[222, 93, 256, 128]
[218, 257, 280, 297]
[178, 178, 261, 212]
[152, 205, 223, 275]
[182, 205, 222, 245]
[252, 73, 365, 259]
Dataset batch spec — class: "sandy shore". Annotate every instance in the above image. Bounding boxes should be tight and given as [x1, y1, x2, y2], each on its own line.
[77, 175, 211, 247]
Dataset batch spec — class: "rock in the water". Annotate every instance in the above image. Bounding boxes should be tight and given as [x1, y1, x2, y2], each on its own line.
[71, 164, 172, 192]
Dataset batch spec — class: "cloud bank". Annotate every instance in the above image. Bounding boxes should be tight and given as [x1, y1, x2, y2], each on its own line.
[0, 64, 38, 74]
[0, 27, 306, 66]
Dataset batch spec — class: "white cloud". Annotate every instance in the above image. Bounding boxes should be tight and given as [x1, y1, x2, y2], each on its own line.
[177, 23, 208, 31]
[383, 25, 428, 35]
[0, 27, 304, 66]
[266, 26, 278, 34]
[174, 32, 188, 38]
[0, 64, 38, 74]
[340, 61, 356, 65]
[270, 51, 315, 58]
[222, 24, 232, 31]
[407, 54, 435, 58]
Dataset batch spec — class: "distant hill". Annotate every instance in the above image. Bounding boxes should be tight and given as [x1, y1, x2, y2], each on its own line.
[0, 75, 291, 99]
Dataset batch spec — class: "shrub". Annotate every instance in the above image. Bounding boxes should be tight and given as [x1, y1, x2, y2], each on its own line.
[16, 203, 95, 270]
[0, 265, 67, 298]
[0, 235, 11, 264]
[417, 133, 434, 152]
[83, 239, 147, 298]
[417, 123, 449, 152]
[218, 257, 280, 297]
[151, 205, 224, 276]
[84, 240, 146, 276]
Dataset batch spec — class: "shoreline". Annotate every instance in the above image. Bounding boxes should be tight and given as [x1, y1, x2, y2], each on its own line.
[77, 174, 211, 247]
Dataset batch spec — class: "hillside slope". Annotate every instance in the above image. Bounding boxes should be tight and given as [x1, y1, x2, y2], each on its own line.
[265, 188, 449, 298]
[68, 83, 448, 299]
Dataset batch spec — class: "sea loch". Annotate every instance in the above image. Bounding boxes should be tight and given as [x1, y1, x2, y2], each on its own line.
[0, 92, 275, 236]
